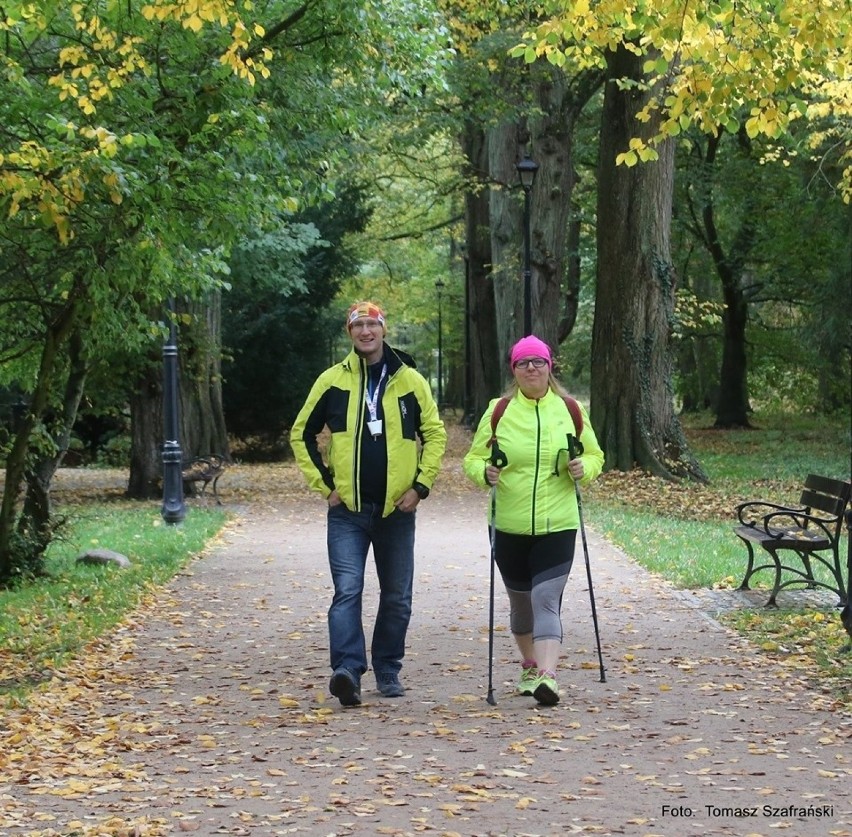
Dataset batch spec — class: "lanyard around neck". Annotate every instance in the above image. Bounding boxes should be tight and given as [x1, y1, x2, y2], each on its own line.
[365, 364, 387, 423]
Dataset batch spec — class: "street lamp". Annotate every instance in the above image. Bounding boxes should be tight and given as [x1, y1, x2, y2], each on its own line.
[161, 298, 186, 524]
[516, 154, 539, 337]
[435, 279, 445, 407]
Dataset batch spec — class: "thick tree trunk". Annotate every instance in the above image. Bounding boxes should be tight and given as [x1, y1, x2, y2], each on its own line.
[461, 122, 502, 422]
[488, 68, 602, 370]
[715, 291, 751, 427]
[127, 294, 230, 500]
[489, 120, 523, 367]
[592, 44, 706, 481]
[127, 356, 163, 499]
[528, 68, 600, 350]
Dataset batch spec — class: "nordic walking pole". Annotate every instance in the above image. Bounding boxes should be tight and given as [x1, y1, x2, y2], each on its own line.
[567, 434, 606, 683]
[486, 440, 507, 706]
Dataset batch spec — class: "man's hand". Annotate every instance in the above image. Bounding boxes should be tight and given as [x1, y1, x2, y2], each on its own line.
[394, 488, 420, 513]
[327, 489, 343, 507]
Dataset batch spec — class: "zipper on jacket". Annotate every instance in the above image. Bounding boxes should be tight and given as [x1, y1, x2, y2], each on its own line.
[530, 401, 542, 533]
[351, 357, 368, 510]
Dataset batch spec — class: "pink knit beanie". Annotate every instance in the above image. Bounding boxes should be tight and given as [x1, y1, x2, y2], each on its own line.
[510, 335, 552, 369]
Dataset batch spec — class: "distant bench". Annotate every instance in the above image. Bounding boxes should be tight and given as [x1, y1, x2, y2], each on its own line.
[734, 474, 850, 607]
[182, 454, 228, 504]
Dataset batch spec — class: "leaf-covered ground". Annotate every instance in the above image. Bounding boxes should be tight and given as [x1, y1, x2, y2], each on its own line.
[1, 420, 849, 835]
[1, 480, 851, 837]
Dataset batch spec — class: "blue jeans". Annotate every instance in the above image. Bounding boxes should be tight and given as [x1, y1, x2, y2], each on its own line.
[326, 502, 416, 679]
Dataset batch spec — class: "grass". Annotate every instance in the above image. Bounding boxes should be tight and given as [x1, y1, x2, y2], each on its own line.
[585, 505, 759, 588]
[0, 503, 227, 704]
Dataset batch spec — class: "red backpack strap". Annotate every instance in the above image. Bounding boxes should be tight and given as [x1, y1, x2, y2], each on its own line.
[563, 396, 583, 437]
[490, 395, 582, 441]
[487, 397, 510, 448]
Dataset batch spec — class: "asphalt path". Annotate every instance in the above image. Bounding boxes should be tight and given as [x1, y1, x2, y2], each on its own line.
[1, 486, 850, 837]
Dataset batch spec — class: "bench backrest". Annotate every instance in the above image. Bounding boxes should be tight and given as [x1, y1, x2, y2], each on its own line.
[800, 475, 851, 539]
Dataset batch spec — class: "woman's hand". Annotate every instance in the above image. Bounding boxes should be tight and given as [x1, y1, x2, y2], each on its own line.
[485, 465, 502, 486]
[568, 458, 584, 480]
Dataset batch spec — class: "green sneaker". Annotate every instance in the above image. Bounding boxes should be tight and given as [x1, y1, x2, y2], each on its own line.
[517, 664, 539, 696]
[533, 673, 559, 706]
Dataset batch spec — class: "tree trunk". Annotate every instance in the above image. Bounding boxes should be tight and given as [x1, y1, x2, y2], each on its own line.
[461, 122, 502, 422]
[127, 294, 230, 501]
[20, 329, 89, 541]
[488, 68, 602, 370]
[715, 289, 751, 427]
[704, 132, 755, 428]
[528, 68, 603, 351]
[0, 300, 79, 583]
[676, 270, 720, 413]
[127, 353, 163, 499]
[182, 293, 229, 456]
[592, 44, 707, 481]
[489, 120, 523, 366]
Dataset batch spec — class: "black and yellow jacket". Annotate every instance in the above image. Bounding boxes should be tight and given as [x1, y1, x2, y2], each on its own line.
[290, 344, 447, 517]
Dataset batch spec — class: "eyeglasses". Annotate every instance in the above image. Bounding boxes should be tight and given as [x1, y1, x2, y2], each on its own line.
[514, 358, 548, 370]
[350, 319, 383, 331]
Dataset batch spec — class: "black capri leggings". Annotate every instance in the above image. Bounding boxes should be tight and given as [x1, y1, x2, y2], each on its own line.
[493, 529, 577, 642]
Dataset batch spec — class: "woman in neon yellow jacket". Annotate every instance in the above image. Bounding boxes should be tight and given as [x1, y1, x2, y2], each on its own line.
[463, 335, 604, 706]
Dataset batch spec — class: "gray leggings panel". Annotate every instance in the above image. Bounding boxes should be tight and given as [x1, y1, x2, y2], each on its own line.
[505, 573, 569, 642]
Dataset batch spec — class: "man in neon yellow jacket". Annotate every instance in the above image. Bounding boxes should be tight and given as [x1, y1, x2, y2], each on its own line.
[291, 301, 446, 706]
[464, 335, 604, 706]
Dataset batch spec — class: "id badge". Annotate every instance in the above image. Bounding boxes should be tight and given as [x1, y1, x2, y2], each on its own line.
[367, 419, 383, 438]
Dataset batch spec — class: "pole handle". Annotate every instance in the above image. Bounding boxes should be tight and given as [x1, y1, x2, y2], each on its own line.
[567, 434, 584, 460]
[490, 442, 508, 469]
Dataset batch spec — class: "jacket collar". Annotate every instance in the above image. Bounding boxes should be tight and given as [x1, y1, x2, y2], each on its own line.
[344, 343, 409, 376]
[514, 387, 555, 406]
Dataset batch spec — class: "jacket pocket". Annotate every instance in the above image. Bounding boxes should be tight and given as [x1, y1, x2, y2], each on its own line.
[397, 392, 420, 441]
[326, 387, 350, 433]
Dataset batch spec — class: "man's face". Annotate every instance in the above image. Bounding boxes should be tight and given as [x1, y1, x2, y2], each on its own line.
[349, 317, 384, 361]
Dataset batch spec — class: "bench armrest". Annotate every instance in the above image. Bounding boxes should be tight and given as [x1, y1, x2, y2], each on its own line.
[735, 500, 806, 527]
[761, 509, 836, 541]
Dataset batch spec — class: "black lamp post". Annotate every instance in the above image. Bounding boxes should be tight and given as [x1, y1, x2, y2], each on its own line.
[516, 154, 539, 337]
[435, 279, 445, 407]
[161, 298, 186, 524]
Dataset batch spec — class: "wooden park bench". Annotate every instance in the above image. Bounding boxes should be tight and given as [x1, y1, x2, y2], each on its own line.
[181, 454, 228, 504]
[734, 474, 850, 607]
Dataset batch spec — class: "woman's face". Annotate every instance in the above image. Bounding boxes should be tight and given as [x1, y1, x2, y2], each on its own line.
[512, 356, 550, 398]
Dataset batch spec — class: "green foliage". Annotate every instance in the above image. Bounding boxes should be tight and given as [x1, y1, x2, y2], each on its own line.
[222, 185, 373, 448]
[517, 1, 851, 198]
[671, 127, 851, 415]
